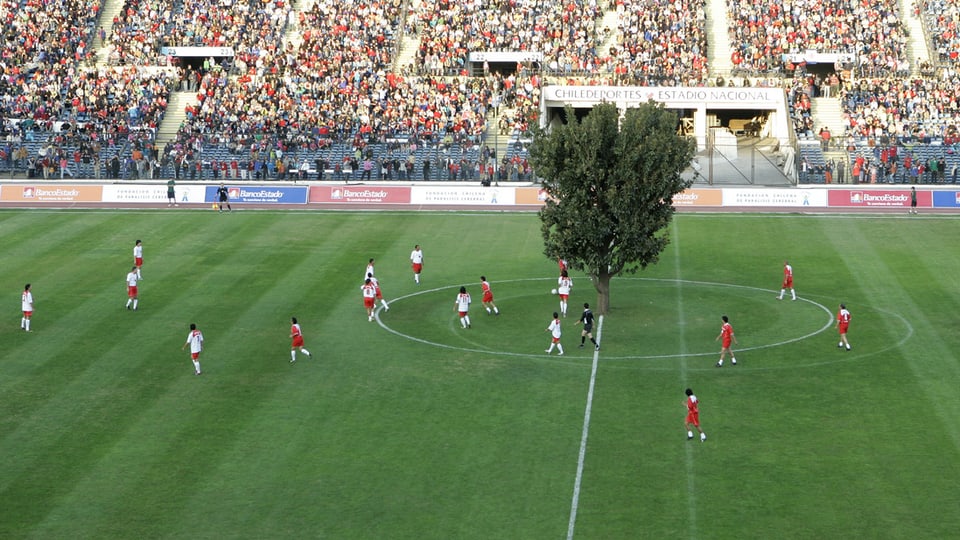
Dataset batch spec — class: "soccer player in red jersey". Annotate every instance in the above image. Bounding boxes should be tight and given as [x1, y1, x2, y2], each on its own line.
[367, 273, 389, 311]
[289, 317, 312, 363]
[480, 276, 499, 315]
[685, 388, 706, 442]
[836, 303, 852, 350]
[778, 260, 795, 300]
[362, 278, 377, 322]
[715, 315, 738, 367]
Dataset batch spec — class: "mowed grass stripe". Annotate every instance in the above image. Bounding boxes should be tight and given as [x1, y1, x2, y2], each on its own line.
[824, 218, 960, 452]
[19, 213, 363, 537]
[0, 214, 299, 532]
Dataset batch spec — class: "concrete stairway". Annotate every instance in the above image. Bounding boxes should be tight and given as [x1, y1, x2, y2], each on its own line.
[899, 0, 931, 71]
[393, 0, 422, 73]
[811, 97, 846, 140]
[155, 91, 199, 150]
[705, 0, 733, 74]
[94, 0, 126, 66]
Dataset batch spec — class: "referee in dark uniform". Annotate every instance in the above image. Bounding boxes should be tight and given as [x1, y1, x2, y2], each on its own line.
[575, 303, 600, 351]
[216, 183, 232, 212]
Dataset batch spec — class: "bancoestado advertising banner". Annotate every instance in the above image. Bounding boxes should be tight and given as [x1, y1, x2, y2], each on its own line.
[826, 189, 930, 208]
[932, 190, 960, 208]
[309, 185, 412, 204]
[203, 185, 308, 204]
[0, 184, 103, 202]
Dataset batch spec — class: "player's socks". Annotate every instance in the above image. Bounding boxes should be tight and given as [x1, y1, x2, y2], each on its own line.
[24, 319, 30, 331]
[486, 307, 491, 314]
[687, 430, 694, 440]
[557, 344, 564, 355]
[193, 360, 201, 374]
[700, 432, 706, 442]
[778, 290, 784, 299]
[382, 300, 389, 311]
[302, 349, 311, 357]
[464, 316, 471, 328]
[126, 299, 132, 309]
[494, 307, 499, 314]
[731, 357, 737, 365]
[716, 359, 723, 367]
[21, 318, 25, 329]
[291, 350, 297, 362]
[791, 291, 796, 300]
[132, 299, 138, 310]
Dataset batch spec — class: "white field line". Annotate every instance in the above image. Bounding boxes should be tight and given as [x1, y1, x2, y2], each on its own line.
[566, 314, 603, 540]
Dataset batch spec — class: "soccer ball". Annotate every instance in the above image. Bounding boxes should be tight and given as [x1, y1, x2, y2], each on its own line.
[551, 288, 558, 295]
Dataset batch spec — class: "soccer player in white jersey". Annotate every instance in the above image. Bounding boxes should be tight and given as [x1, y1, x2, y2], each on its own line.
[410, 245, 423, 284]
[365, 258, 375, 281]
[133, 239, 143, 279]
[21, 283, 34, 332]
[289, 317, 312, 363]
[362, 278, 377, 321]
[557, 269, 573, 317]
[545, 312, 564, 355]
[454, 286, 472, 329]
[181, 323, 204, 375]
[125, 266, 140, 310]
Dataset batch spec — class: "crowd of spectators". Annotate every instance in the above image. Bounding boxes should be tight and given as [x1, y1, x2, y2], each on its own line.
[105, 0, 291, 67]
[603, 0, 709, 86]
[922, 0, 960, 63]
[409, 0, 606, 76]
[8, 0, 960, 183]
[727, 0, 910, 75]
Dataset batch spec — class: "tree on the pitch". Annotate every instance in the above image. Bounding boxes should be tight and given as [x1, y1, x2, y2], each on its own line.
[530, 102, 695, 314]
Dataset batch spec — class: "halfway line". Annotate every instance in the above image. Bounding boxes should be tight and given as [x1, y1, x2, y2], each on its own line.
[566, 314, 604, 540]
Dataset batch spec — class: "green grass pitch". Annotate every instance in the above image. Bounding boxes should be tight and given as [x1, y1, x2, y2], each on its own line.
[1, 208, 959, 539]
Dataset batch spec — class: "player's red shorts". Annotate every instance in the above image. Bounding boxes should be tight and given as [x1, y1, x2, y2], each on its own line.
[128, 285, 138, 298]
[458, 310, 468, 317]
[375, 287, 383, 299]
[552, 337, 560, 343]
[412, 263, 422, 273]
[722, 338, 732, 349]
[783, 277, 793, 288]
[559, 294, 569, 301]
[838, 323, 849, 334]
[135, 257, 143, 267]
[482, 291, 493, 303]
[23, 310, 32, 317]
[292, 335, 304, 348]
[364, 297, 375, 309]
[686, 411, 699, 426]
[191, 352, 200, 360]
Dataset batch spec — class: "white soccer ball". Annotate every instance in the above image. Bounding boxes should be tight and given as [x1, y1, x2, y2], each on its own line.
[551, 288, 558, 295]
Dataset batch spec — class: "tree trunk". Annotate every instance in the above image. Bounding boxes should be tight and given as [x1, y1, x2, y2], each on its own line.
[594, 271, 612, 315]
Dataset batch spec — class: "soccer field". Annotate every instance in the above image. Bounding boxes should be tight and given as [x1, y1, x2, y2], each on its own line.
[1, 209, 958, 539]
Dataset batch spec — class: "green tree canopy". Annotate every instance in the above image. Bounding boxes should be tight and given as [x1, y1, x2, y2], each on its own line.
[530, 101, 696, 314]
